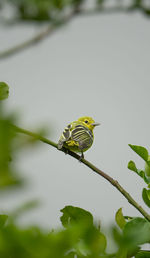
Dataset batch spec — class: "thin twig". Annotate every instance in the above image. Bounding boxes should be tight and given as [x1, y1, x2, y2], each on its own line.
[12, 124, 150, 222]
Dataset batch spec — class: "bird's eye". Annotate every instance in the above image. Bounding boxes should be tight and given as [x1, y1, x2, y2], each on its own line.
[84, 120, 88, 124]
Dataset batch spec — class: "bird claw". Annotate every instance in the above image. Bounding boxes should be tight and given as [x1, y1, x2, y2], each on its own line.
[79, 152, 84, 162]
[64, 148, 69, 155]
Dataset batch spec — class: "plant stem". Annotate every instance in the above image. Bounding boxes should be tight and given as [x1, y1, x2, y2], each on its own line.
[13, 124, 150, 222]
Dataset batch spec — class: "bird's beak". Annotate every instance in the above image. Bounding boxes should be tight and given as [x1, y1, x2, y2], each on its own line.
[91, 122, 100, 127]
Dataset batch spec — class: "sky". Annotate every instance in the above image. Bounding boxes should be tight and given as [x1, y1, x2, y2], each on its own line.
[0, 8, 150, 234]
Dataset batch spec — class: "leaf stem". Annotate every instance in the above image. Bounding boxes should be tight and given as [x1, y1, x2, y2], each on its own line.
[13, 124, 150, 222]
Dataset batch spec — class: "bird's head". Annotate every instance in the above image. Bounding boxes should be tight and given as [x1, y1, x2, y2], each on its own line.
[78, 116, 100, 131]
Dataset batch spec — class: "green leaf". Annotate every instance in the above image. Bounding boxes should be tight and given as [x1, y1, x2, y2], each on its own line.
[0, 214, 8, 228]
[123, 217, 150, 246]
[115, 208, 126, 230]
[128, 144, 148, 162]
[145, 155, 150, 177]
[128, 160, 150, 184]
[138, 170, 150, 184]
[128, 160, 138, 172]
[60, 206, 93, 228]
[142, 188, 150, 208]
[147, 190, 150, 200]
[0, 82, 9, 100]
[145, 163, 150, 177]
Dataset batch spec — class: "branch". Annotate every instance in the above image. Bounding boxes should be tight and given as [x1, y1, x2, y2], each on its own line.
[0, 24, 54, 59]
[0, 12, 74, 60]
[1, 4, 150, 60]
[12, 124, 150, 222]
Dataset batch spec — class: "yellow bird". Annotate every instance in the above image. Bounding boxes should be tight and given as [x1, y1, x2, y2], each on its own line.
[58, 116, 100, 159]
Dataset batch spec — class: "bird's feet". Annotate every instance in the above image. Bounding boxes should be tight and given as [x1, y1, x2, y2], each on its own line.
[79, 152, 84, 162]
[64, 148, 69, 155]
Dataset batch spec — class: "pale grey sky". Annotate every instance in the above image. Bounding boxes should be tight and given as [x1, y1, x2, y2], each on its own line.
[0, 10, 150, 232]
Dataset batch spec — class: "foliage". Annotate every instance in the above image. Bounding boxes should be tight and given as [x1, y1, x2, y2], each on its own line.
[0, 83, 23, 189]
[0, 82, 150, 257]
[0, 0, 150, 22]
[0, 82, 9, 100]
[1, 0, 150, 60]
[0, 0, 85, 21]
[128, 144, 150, 209]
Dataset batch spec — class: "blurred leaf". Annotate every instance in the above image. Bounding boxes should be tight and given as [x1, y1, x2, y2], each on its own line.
[123, 217, 150, 246]
[116, 248, 127, 258]
[144, 8, 150, 16]
[11, 0, 53, 21]
[65, 251, 79, 258]
[96, 0, 105, 6]
[135, 251, 150, 258]
[0, 0, 150, 26]
[0, 215, 8, 228]
[60, 206, 107, 256]
[112, 226, 123, 246]
[128, 144, 148, 162]
[115, 208, 126, 230]
[81, 226, 107, 255]
[60, 205, 93, 228]
[95, 231, 107, 254]
[0, 82, 9, 100]
[0, 117, 22, 189]
[7, 0, 75, 21]
[112, 224, 139, 258]
[142, 188, 150, 208]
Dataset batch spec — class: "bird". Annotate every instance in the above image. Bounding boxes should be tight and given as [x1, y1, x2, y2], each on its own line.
[58, 116, 100, 160]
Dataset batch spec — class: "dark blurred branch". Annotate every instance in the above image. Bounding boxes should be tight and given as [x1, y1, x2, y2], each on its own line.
[0, 12, 74, 60]
[0, 24, 54, 59]
[13, 124, 150, 222]
[0, 0, 150, 60]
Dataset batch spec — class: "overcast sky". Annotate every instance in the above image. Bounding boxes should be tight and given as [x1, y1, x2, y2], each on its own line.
[0, 9, 150, 236]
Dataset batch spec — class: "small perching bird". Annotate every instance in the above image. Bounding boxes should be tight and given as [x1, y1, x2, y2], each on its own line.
[58, 116, 100, 159]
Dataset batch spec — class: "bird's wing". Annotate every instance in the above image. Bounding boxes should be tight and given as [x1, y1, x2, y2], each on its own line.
[58, 124, 72, 149]
[71, 125, 93, 150]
